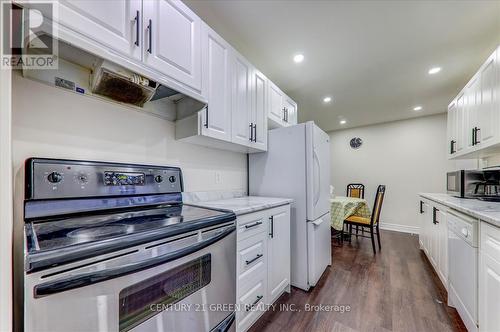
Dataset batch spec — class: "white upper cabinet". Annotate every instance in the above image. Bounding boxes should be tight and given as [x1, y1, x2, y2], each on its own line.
[465, 76, 480, 149]
[283, 97, 298, 126]
[231, 51, 253, 147]
[23, 0, 301, 153]
[252, 70, 268, 151]
[447, 100, 458, 156]
[43, 0, 143, 60]
[200, 23, 231, 141]
[268, 81, 285, 127]
[477, 51, 498, 146]
[143, 0, 202, 92]
[448, 45, 500, 159]
[268, 81, 298, 129]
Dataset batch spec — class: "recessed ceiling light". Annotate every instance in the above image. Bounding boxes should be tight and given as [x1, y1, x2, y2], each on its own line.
[413, 106, 423, 111]
[428, 67, 441, 75]
[293, 54, 304, 63]
[340, 120, 347, 125]
[323, 96, 332, 103]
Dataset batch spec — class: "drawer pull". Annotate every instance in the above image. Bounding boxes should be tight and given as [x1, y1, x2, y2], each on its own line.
[245, 254, 263, 265]
[246, 295, 263, 311]
[244, 221, 262, 229]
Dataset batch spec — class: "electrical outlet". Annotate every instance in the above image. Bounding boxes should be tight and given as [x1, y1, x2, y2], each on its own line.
[215, 172, 222, 184]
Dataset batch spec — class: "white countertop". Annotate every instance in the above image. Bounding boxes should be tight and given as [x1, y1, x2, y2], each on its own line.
[419, 193, 500, 228]
[189, 196, 293, 216]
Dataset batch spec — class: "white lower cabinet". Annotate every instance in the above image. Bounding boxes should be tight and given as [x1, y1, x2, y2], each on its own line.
[236, 204, 291, 332]
[267, 208, 291, 303]
[479, 221, 500, 332]
[418, 198, 448, 289]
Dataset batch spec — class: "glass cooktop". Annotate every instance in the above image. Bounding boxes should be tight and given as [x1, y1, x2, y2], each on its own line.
[27, 204, 234, 254]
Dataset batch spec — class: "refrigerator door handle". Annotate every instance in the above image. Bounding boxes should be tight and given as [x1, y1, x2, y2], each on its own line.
[313, 149, 321, 207]
[312, 218, 324, 226]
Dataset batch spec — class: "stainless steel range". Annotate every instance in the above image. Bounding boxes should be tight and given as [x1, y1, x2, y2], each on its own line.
[22, 158, 236, 332]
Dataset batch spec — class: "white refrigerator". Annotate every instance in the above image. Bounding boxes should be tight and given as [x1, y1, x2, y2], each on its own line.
[249, 121, 331, 291]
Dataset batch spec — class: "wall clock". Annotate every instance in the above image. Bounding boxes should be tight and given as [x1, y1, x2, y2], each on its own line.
[350, 137, 363, 149]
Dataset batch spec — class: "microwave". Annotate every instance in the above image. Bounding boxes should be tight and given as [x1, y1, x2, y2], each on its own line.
[447, 170, 492, 198]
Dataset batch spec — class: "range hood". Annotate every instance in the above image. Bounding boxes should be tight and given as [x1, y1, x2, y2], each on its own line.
[91, 60, 158, 107]
[22, 36, 206, 121]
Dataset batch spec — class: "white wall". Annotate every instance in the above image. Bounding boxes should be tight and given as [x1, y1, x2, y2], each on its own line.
[329, 114, 453, 233]
[11, 73, 247, 193]
[0, 1, 13, 329]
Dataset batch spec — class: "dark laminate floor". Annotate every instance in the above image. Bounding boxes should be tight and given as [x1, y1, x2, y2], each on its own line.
[249, 230, 467, 332]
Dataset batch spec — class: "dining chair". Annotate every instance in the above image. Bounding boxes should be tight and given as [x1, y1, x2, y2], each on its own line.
[343, 185, 386, 254]
[346, 183, 365, 199]
[346, 183, 365, 236]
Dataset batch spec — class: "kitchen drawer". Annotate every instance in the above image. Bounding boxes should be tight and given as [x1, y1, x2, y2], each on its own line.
[237, 233, 267, 284]
[237, 212, 267, 241]
[236, 273, 267, 332]
[481, 221, 500, 264]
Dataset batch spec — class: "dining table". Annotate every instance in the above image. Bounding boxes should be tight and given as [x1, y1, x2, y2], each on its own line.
[330, 196, 371, 231]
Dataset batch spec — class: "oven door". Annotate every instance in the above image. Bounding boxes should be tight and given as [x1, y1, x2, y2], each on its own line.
[25, 223, 236, 332]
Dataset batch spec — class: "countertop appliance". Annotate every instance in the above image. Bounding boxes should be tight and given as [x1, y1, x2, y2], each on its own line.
[447, 169, 500, 201]
[249, 121, 331, 291]
[447, 210, 479, 332]
[22, 158, 236, 332]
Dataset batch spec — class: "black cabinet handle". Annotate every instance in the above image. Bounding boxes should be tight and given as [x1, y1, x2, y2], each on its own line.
[269, 216, 274, 238]
[450, 140, 456, 154]
[432, 207, 438, 224]
[245, 254, 263, 265]
[249, 123, 253, 141]
[204, 106, 209, 128]
[285, 108, 288, 122]
[134, 10, 140, 46]
[253, 124, 257, 142]
[244, 221, 262, 229]
[246, 295, 263, 311]
[419, 201, 424, 214]
[147, 19, 152, 54]
[475, 127, 481, 145]
[282, 107, 286, 121]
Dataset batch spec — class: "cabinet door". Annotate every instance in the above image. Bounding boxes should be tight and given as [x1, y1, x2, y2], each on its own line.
[437, 209, 448, 287]
[200, 24, 231, 141]
[252, 70, 268, 151]
[268, 81, 284, 126]
[283, 97, 297, 126]
[465, 76, 481, 149]
[48, 0, 142, 59]
[479, 253, 500, 332]
[429, 206, 439, 268]
[231, 52, 252, 147]
[267, 208, 290, 303]
[143, 0, 201, 91]
[478, 52, 498, 146]
[418, 200, 427, 249]
[456, 93, 466, 153]
[447, 101, 457, 155]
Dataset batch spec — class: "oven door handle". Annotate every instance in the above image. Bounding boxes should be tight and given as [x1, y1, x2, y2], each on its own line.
[34, 225, 236, 298]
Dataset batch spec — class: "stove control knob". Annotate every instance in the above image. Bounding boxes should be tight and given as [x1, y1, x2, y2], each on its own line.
[47, 172, 63, 183]
[168, 175, 176, 183]
[154, 175, 163, 183]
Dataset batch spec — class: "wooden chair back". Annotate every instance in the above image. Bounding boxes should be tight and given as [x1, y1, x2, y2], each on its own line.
[371, 185, 386, 226]
[347, 183, 365, 199]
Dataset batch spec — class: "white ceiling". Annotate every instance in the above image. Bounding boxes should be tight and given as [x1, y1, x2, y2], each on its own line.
[185, 0, 500, 132]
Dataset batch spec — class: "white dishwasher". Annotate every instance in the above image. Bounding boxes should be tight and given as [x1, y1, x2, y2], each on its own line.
[447, 210, 479, 332]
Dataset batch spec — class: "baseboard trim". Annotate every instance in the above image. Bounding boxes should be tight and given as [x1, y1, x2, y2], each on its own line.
[379, 222, 419, 234]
